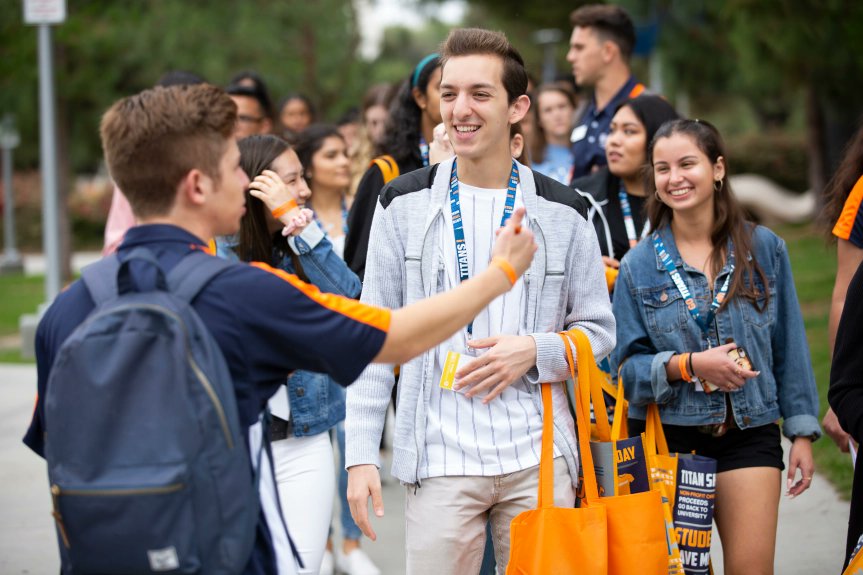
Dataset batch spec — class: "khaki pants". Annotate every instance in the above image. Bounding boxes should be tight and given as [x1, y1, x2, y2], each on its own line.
[405, 457, 574, 575]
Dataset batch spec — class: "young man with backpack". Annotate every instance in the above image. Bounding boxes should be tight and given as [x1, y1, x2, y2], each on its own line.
[345, 28, 615, 574]
[23, 83, 537, 575]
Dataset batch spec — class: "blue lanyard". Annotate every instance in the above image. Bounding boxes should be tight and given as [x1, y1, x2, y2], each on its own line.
[310, 197, 349, 236]
[618, 185, 648, 248]
[450, 158, 519, 336]
[652, 232, 734, 336]
[419, 137, 430, 167]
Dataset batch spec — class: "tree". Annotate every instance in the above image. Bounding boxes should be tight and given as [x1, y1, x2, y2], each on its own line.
[0, 0, 368, 276]
[0, 0, 368, 173]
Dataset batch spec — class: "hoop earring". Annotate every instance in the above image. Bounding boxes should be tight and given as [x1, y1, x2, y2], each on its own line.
[654, 191, 663, 203]
[714, 179, 724, 192]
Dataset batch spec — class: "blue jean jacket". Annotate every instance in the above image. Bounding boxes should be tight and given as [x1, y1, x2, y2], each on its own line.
[217, 223, 361, 436]
[611, 224, 821, 440]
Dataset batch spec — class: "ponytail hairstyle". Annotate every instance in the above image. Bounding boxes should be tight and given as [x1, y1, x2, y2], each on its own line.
[646, 119, 769, 310]
[380, 55, 441, 165]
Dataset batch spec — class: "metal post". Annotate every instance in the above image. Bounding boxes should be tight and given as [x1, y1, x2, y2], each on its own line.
[38, 24, 61, 301]
[1, 113, 22, 272]
[2, 145, 23, 272]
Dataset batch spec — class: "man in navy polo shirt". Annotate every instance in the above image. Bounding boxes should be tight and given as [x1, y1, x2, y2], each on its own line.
[23, 84, 536, 575]
[567, 4, 646, 179]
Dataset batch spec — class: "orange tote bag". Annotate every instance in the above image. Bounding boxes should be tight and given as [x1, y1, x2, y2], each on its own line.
[566, 331, 668, 575]
[506, 358, 608, 573]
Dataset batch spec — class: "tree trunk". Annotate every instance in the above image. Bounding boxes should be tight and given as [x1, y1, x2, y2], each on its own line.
[805, 85, 826, 207]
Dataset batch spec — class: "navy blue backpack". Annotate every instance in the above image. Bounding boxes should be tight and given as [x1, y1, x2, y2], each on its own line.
[44, 248, 257, 574]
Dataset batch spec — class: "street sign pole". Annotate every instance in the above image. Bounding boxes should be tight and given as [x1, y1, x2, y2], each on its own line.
[37, 23, 61, 300]
[25, 0, 66, 301]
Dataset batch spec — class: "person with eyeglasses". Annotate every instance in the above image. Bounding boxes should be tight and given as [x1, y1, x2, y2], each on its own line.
[228, 83, 273, 139]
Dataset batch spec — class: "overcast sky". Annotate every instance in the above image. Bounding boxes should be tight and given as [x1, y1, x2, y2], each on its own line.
[356, 0, 466, 59]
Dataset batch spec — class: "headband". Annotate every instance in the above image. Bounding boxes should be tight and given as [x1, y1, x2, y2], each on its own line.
[411, 53, 440, 89]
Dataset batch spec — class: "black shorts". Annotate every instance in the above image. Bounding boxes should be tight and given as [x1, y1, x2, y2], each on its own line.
[628, 418, 785, 473]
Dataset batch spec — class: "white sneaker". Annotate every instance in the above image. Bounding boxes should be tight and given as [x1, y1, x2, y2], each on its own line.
[319, 549, 335, 575]
[334, 548, 381, 575]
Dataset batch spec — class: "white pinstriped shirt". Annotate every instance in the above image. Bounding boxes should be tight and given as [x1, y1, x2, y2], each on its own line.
[420, 182, 557, 479]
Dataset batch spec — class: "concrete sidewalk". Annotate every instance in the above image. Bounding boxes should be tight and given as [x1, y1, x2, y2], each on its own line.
[21, 251, 101, 277]
[0, 363, 850, 574]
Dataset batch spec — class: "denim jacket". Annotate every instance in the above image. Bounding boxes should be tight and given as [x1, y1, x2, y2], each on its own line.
[217, 222, 361, 436]
[611, 224, 821, 440]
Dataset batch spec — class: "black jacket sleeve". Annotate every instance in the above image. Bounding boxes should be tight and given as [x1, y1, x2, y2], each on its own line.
[345, 164, 386, 282]
[829, 259, 863, 443]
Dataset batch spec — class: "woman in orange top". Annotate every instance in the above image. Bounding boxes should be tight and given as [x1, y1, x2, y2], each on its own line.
[821, 125, 863, 453]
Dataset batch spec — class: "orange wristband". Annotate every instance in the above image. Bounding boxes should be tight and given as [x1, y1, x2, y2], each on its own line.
[271, 199, 298, 219]
[678, 353, 691, 382]
[491, 257, 517, 286]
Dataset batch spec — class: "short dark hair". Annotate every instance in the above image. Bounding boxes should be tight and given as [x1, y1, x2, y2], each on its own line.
[570, 4, 636, 61]
[440, 28, 528, 104]
[156, 70, 206, 88]
[228, 71, 274, 117]
[226, 84, 272, 120]
[100, 84, 236, 218]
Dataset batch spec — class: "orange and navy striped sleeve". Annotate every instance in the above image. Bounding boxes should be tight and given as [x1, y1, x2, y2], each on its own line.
[833, 174, 863, 247]
[215, 261, 390, 386]
[250, 262, 391, 333]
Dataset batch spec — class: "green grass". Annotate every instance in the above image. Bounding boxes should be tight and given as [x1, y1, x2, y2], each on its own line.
[776, 223, 853, 499]
[0, 347, 33, 363]
[0, 274, 43, 336]
[0, 273, 43, 364]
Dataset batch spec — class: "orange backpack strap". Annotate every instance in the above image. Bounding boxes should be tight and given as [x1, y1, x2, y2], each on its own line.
[371, 155, 400, 184]
[628, 82, 646, 99]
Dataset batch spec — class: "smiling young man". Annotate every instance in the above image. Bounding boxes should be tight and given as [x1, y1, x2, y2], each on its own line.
[345, 28, 615, 574]
[567, 4, 645, 179]
[24, 83, 537, 575]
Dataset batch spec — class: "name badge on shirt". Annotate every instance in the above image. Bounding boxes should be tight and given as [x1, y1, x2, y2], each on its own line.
[439, 350, 473, 392]
[571, 125, 588, 143]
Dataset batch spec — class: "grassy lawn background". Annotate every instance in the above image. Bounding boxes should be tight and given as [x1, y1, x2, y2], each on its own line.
[0, 225, 853, 495]
[0, 273, 42, 363]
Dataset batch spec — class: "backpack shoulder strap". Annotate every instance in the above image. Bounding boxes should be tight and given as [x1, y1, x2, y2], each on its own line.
[428, 162, 439, 186]
[80, 255, 121, 306]
[371, 155, 400, 184]
[167, 251, 234, 304]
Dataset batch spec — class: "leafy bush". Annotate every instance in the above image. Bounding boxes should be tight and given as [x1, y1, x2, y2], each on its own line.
[726, 132, 809, 193]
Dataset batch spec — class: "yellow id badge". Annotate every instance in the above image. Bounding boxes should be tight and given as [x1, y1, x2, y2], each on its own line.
[439, 350, 474, 391]
[440, 351, 461, 390]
